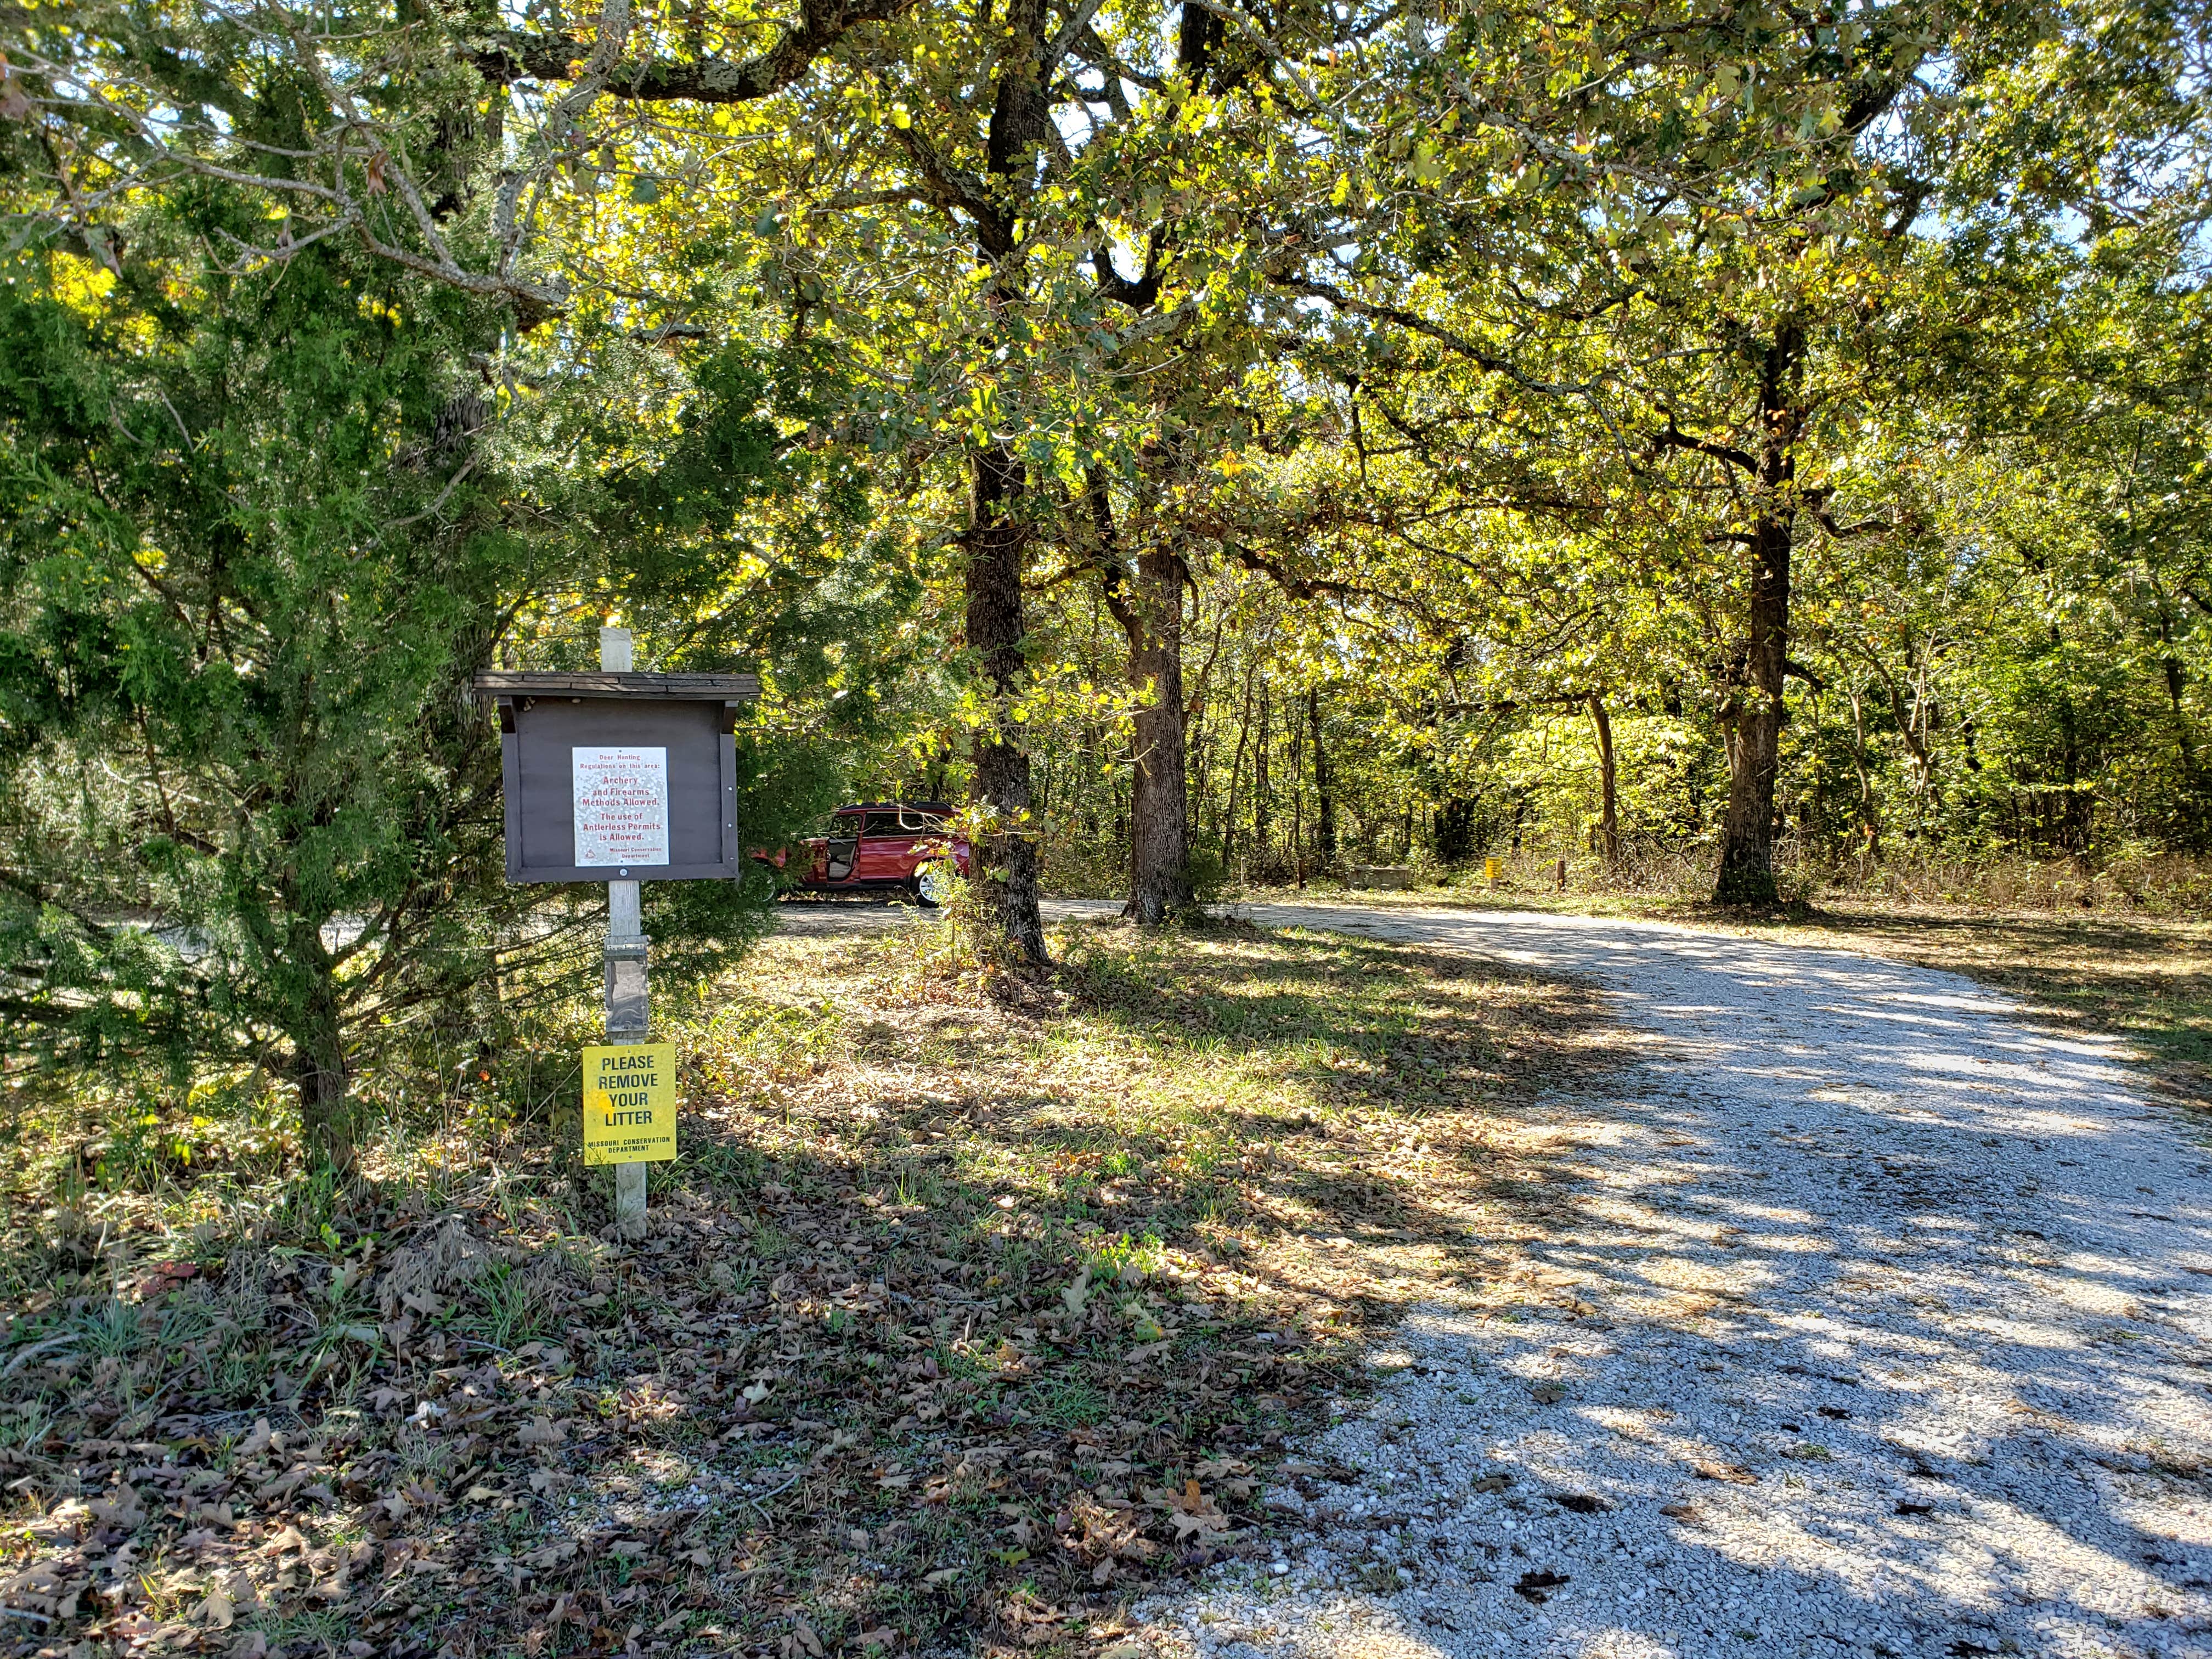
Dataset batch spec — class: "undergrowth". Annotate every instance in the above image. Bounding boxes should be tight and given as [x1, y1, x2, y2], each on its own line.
[0, 913, 1610, 1658]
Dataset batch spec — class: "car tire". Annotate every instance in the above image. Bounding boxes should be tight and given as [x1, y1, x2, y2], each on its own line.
[915, 859, 955, 909]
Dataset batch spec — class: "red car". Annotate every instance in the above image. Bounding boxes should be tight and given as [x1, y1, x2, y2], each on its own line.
[764, 802, 970, 902]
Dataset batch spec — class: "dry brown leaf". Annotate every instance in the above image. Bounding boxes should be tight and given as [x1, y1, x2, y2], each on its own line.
[1691, 1459, 1757, 1485]
[1160, 1480, 1233, 1543]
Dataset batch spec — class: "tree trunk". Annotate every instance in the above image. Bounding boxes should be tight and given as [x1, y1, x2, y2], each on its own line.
[1089, 476, 1192, 922]
[1714, 323, 1804, 905]
[288, 925, 354, 1173]
[1253, 685, 1271, 871]
[2163, 635, 2203, 838]
[945, 0, 1052, 961]
[966, 444, 1047, 961]
[1127, 548, 1193, 921]
[1223, 670, 1252, 872]
[1307, 686, 1335, 871]
[1848, 685, 1882, 860]
[1586, 691, 1619, 867]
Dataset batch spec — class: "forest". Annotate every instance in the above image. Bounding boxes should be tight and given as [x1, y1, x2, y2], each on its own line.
[7, 0, 2210, 1147]
[2, 3, 2211, 1655]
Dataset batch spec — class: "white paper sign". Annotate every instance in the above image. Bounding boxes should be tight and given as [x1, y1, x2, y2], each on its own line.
[572, 746, 669, 867]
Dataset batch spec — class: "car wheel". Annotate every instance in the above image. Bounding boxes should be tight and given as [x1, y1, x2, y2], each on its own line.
[915, 859, 956, 908]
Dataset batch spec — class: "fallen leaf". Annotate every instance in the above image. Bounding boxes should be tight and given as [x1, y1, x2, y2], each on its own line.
[1159, 1479, 1234, 1544]
[1530, 1384, 1566, 1404]
[1059, 1268, 1094, 1317]
[196, 1589, 235, 1629]
[1692, 1459, 1757, 1485]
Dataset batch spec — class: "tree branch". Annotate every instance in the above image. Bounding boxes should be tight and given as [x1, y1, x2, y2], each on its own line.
[470, 0, 915, 103]
[1655, 415, 1757, 475]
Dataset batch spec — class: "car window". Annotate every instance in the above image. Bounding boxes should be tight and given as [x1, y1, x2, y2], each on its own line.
[825, 812, 862, 839]
[861, 811, 911, 837]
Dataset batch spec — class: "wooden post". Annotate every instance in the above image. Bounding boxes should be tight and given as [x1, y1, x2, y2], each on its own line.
[600, 626, 650, 1241]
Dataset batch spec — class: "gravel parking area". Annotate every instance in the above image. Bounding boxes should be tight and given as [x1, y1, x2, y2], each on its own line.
[1128, 904, 2212, 1659]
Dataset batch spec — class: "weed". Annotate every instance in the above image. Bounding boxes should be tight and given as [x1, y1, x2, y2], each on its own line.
[466, 1261, 541, 1348]
[1030, 1378, 1107, 1427]
[1087, 1229, 1167, 1285]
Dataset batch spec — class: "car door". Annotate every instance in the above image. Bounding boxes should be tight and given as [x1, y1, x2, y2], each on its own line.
[855, 809, 921, 883]
[821, 812, 862, 883]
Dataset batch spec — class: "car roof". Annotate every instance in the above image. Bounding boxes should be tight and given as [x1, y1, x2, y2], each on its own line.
[837, 801, 955, 813]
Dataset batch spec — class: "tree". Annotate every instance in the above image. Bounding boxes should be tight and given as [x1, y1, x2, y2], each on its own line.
[1243, 0, 2212, 900]
[0, 212, 535, 1170]
[0, 0, 894, 1167]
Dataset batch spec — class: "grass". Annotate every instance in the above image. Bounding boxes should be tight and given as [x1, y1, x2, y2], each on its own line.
[0, 911, 1614, 1658]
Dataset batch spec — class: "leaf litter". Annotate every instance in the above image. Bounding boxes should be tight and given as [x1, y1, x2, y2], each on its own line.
[0, 916, 1611, 1656]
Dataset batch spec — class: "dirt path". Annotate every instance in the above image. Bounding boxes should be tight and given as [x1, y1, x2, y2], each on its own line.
[1106, 902, 2212, 1659]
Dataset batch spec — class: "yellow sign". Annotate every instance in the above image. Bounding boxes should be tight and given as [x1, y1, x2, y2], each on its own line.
[1483, 857, 1502, 881]
[582, 1042, 678, 1165]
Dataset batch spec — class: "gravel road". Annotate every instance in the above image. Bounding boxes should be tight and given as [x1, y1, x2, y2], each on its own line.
[1112, 901, 2212, 1659]
[772, 894, 2212, 1656]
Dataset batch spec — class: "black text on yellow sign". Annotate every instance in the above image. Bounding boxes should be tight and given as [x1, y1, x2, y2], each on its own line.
[581, 1042, 678, 1165]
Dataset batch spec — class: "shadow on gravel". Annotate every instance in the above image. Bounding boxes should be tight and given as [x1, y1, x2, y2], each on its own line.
[1163, 904, 2212, 1659]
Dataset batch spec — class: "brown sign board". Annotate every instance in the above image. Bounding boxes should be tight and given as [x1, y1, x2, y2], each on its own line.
[473, 672, 760, 883]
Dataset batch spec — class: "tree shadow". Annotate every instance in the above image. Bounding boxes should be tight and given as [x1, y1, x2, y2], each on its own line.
[1146, 902, 2212, 1659]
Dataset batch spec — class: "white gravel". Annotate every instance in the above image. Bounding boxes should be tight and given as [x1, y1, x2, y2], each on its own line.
[1130, 902, 2212, 1659]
